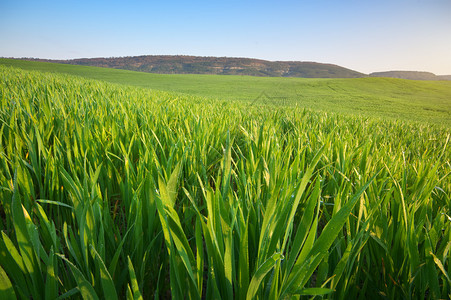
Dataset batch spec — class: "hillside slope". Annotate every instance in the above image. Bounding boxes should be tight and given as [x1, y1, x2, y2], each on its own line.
[370, 70, 451, 80]
[20, 55, 365, 78]
[1, 58, 450, 126]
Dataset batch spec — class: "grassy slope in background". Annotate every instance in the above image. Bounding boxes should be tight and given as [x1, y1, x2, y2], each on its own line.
[1, 58, 450, 126]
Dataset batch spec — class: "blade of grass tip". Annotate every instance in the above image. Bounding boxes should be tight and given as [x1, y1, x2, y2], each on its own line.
[91, 246, 118, 300]
[221, 131, 232, 197]
[126, 285, 134, 300]
[430, 252, 451, 285]
[166, 161, 182, 207]
[158, 176, 173, 209]
[438, 133, 450, 160]
[0, 265, 17, 300]
[59, 167, 83, 213]
[90, 163, 103, 197]
[58, 254, 99, 300]
[127, 257, 143, 300]
[246, 252, 284, 300]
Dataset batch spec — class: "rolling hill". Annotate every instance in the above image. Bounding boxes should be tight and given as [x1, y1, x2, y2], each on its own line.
[370, 70, 451, 80]
[1, 58, 450, 126]
[19, 55, 365, 78]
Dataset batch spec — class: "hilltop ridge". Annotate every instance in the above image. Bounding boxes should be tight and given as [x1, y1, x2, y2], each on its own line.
[7, 55, 451, 80]
[20, 55, 365, 78]
[370, 70, 451, 81]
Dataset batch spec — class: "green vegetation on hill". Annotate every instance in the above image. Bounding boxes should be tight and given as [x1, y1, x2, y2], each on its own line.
[22, 55, 365, 78]
[0, 66, 450, 299]
[370, 70, 451, 81]
[1, 58, 451, 126]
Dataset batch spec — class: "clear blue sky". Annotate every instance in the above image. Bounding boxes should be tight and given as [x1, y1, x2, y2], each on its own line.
[1, 0, 450, 74]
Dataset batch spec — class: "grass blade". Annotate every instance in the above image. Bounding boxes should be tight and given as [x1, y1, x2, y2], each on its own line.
[0, 265, 17, 300]
[246, 252, 283, 300]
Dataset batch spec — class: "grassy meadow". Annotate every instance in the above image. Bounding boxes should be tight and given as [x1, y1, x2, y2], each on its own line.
[0, 64, 450, 299]
[1, 58, 451, 126]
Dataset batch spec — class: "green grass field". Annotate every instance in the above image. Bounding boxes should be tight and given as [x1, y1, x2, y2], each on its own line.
[1, 58, 451, 126]
[0, 63, 450, 299]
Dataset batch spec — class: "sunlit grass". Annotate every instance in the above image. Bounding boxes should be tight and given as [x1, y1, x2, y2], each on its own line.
[0, 66, 450, 299]
[1, 58, 451, 126]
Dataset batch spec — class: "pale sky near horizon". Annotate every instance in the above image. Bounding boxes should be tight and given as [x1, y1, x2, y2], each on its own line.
[1, 0, 450, 75]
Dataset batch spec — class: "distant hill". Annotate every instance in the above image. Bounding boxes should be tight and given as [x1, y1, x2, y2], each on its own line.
[20, 55, 365, 78]
[370, 71, 451, 81]
[437, 75, 451, 80]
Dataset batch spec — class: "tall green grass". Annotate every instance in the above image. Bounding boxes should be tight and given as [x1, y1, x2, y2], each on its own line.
[0, 65, 450, 299]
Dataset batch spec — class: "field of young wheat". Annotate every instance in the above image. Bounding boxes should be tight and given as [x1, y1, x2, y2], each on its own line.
[2, 58, 451, 126]
[0, 65, 450, 299]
